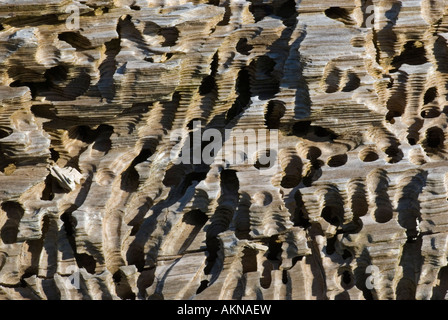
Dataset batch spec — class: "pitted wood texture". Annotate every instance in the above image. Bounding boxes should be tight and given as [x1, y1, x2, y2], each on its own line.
[0, 0, 448, 300]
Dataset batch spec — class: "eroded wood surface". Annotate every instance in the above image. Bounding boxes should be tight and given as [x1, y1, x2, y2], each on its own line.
[0, 0, 448, 300]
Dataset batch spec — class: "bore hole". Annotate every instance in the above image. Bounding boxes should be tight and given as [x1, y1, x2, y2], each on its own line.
[387, 78, 394, 88]
[186, 118, 202, 130]
[113, 272, 121, 283]
[373, 208, 393, 223]
[275, 0, 297, 22]
[342, 249, 353, 260]
[324, 67, 341, 93]
[236, 38, 253, 56]
[341, 72, 360, 92]
[58, 32, 92, 50]
[391, 41, 428, 70]
[425, 127, 444, 149]
[254, 56, 279, 99]
[421, 107, 440, 118]
[183, 209, 208, 226]
[306, 146, 322, 160]
[314, 126, 337, 139]
[327, 154, 348, 167]
[217, 4, 231, 25]
[384, 146, 403, 163]
[267, 235, 282, 261]
[280, 174, 301, 189]
[282, 270, 288, 284]
[41, 175, 54, 201]
[196, 280, 209, 294]
[432, 266, 448, 300]
[350, 182, 368, 218]
[163, 169, 207, 191]
[113, 271, 136, 300]
[178, 210, 208, 254]
[325, 236, 336, 255]
[386, 110, 401, 122]
[423, 87, 437, 105]
[68, 125, 95, 144]
[204, 237, 220, 275]
[0, 201, 25, 244]
[265, 100, 286, 129]
[159, 27, 179, 47]
[199, 75, 216, 95]
[225, 67, 251, 124]
[44, 65, 68, 83]
[324, 7, 353, 25]
[359, 148, 378, 162]
[0, 127, 12, 139]
[342, 271, 351, 284]
[257, 55, 276, 76]
[50, 148, 60, 162]
[242, 248, 257, 274]
[248, 2, 273, 22]
[341, 270, 353, 289]
[291, 121, 311, 136]
[291, 255, 304, 267]
[293, 190, 311, 229]
[260, 260, 272, 289]
[321, 206, 341, 226]
[76, 253, 96, 274]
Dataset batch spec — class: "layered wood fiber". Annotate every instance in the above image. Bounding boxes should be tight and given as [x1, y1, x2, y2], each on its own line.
[0, 0, 448, 300]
